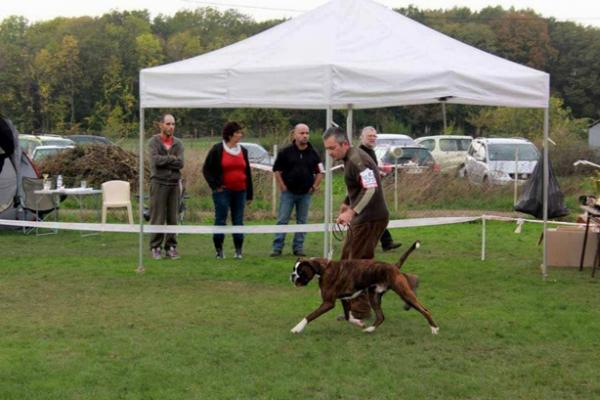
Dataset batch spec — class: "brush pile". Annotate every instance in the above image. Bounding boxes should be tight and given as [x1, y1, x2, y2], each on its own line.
[38, 144, 149, 191]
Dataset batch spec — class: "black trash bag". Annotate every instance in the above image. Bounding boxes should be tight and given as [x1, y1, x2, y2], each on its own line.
[514, 153, 569, 219]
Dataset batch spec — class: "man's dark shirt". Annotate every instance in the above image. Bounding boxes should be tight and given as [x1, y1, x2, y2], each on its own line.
[272, 141, 322, 195]
[359, 143, 378, 165]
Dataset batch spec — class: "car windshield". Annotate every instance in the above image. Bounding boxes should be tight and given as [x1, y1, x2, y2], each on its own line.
[33, 148, 60, 161]
[440, 138, 471, 151]
[382, 148, 433, 165]
[488, 143, 538, 161]
[42, 139, 72, 147]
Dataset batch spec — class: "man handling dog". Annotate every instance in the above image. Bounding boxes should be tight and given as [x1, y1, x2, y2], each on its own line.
[322, 126, 389, 321]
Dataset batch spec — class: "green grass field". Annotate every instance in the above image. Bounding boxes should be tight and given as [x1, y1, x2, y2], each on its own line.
[1, 221, 599, 399]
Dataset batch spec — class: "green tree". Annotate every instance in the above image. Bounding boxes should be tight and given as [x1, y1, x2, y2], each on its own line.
[466, 96, 588, 140]
[136, 33, 164, 68]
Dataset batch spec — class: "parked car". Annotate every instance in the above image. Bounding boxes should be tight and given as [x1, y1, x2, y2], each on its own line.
[18, 134, 43, 157]
[380, 145, 440, 174]
[18, 134, 75, 157]
[414, 135, 472, 174]
[373, 133, 416, 163]
[69, 134, 113, 146]
[32, 145, 75, 162]
[241, 142, 272, 166]
[463, 137, 539, 185]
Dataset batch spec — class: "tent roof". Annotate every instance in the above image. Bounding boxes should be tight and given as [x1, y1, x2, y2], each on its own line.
[140, 0, 549, 110]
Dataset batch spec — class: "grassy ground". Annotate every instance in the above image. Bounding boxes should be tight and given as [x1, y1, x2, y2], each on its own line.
[1, 221, 599, 399]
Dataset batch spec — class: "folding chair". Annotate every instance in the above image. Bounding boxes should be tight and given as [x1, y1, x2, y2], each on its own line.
[21, 177, 59, 235]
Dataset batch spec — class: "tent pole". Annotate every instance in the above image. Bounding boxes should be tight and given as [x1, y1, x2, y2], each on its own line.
[442, 102, 447, 134]
[137, 108, 145, 273]
[324, 107, 333, 258]
[481, 215, 486, 261]
[542, 107, 549, 279]
[346, 105, 353, 144]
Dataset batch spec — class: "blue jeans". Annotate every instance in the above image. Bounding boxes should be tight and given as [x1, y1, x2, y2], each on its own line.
[272, 191, 312, 252]
[212, 189, 246, 251]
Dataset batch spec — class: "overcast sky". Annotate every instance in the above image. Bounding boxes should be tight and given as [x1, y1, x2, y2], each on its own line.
[2, 0, 600, 27]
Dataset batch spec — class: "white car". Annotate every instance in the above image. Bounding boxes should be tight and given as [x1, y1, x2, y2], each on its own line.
[19, 134, 75, 157]
[32, 145, 75, 162]
[464, 138, 539, 185]
[414, 135, 472, 174]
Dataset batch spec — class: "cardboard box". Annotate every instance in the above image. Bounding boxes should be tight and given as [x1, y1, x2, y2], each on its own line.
[547, 226, 599, 267]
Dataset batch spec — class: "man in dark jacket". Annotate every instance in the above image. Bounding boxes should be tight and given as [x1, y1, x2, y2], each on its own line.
[148, 114, 184, 260]
[359, 126, 401, 252]
[270, 123, 323, 257]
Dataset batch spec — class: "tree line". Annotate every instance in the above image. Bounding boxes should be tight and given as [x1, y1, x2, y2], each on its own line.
[0, 5, 598, 142]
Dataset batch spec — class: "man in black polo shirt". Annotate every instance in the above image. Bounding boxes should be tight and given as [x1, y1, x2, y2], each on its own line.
[270, 123, 323, 257]
[359, 126, 402, 252]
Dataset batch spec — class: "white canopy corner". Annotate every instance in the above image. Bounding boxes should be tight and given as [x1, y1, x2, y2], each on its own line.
[140, 0, 549, 110]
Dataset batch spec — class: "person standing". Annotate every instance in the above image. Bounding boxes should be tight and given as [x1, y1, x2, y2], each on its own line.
[270, 124, 323, 257]
[148, 113, 184, 260]
[359, 126, 401, 252]
[203, 121, 253, 259]
[323, 126, 389, 321]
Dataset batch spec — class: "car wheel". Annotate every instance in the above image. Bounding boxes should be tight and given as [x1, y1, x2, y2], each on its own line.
[456, 165, 466, 178]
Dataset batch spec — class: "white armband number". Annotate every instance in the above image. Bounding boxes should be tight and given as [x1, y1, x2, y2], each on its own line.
[359, 168, 378, 189]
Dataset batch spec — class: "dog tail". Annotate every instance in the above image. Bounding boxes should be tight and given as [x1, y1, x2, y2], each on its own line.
[395, 240, 420, 270]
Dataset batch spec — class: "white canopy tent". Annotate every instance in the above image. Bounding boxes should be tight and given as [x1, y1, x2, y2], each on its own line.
[139, 0, 551, 274]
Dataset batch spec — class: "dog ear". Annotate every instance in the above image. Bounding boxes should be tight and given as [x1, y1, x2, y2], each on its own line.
[305, 258, 325, 275]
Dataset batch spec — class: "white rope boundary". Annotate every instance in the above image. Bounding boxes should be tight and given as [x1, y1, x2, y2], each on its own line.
[1, 216, 480, 234]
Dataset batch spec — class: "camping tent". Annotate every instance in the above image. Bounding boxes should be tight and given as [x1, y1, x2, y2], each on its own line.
[139, 0, 551, 273]
[0, 117, 39, 223]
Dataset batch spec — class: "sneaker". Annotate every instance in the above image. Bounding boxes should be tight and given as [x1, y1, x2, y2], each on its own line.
[382, 242, 402, 252]
[166, 247, 180, 260]
[216, 249, 224, 259]
[151, 248, 162, 260]
[270, 250, 282, 257]
[234, 251, 243, 259]
[293, 250, 306, 257]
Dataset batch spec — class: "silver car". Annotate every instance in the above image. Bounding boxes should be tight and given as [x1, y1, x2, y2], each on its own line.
[464, 138, 538, 185]
[240, 142, 272, 166]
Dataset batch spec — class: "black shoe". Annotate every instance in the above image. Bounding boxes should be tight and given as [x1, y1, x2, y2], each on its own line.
[382, 242, 402, 252]
[293, 250, 306, 257]
[270, 250, 282, 257]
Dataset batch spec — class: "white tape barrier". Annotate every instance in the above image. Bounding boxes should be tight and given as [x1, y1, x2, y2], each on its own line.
[250, 163, 344, 172]
[483, 214, 584, 227]
[0, 216, 481, 234]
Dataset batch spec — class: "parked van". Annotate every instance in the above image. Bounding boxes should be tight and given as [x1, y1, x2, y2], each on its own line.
[464, 137, 539, 185]
[414, 135, 472, 174]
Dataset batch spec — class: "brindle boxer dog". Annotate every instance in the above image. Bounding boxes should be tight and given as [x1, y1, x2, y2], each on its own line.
[290, 241, 439, 334]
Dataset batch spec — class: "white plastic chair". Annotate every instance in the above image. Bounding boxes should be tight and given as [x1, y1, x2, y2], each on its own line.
[101, 180, 133, 224]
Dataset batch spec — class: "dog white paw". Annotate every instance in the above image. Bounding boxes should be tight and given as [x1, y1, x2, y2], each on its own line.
[431, 326, 439, 335]
[291, 318, 308, 334]
[363, 326, 376, 333]
[348, 315, 365, 328]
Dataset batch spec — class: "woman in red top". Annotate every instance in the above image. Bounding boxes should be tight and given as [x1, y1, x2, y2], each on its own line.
[202, 122, 253, 259]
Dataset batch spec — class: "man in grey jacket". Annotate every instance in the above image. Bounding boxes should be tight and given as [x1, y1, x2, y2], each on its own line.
[148, 114, 184, 260]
